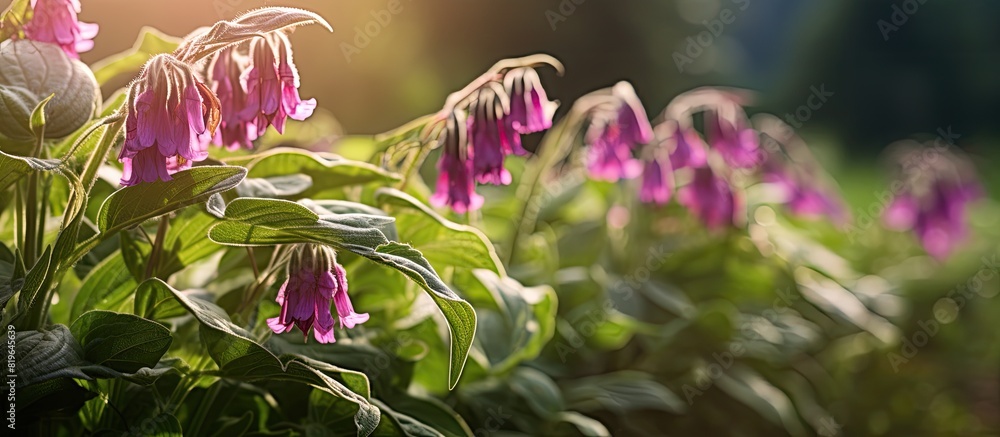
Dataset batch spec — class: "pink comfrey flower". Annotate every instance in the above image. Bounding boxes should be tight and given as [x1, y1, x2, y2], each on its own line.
[762, 159, 847, 224]
[504, 67, 556, 135]
[268, 245, 368, 344]
[241, 32, 316, 137]
[706, 109, 761, 169]
[208, 47, 257, 150]
[586, 83, 653, 181]
[21, 0, 97, 59]
[657, 121, 707, 170]
[468, 87, 517, 185]
[118, 55, 220, 186]
[678, 166, 742, 229]
[883, 146, 982, 260]
[431, 111, 484, 213]
[639, 151, 674, 205]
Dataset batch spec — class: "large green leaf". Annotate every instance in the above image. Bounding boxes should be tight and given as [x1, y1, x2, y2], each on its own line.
[151, 279, 380, 436]
[562, 371, 687, 415]
[70, 252, 137, 320]
[223, 148, 399, 198]
[97, 166, 247, 234]
[457, 270, 556, 373]
[376, 188, 504, 275]
[90, 27, 181, 85]
[207, 198, 477, 389]
[69, 310, 172, 373]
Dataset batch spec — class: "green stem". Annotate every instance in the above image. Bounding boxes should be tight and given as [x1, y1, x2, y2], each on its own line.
[504, 114, 583, 265]
[186, 380, 222, 435]
[396, 144, 433, 191]
[144, 216, 169, 280]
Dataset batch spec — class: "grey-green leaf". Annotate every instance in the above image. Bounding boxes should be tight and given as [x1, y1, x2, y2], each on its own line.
[97, 166, 247, 234]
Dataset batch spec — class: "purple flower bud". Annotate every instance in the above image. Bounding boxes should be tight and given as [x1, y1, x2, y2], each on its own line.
[469, 88, 515, 185]
[431, 111, 484, 213]
[706, 110, 761, 169]
[21, 0, 98, 59]
[241, 33, 315, 137]
[678, 166, 742, 229]
[267, 246, 367, 344]
[586, 84, 652, 181]
[504, 67, 556, 134]
[118, 55, 220, 186]
[639, 153, 674, 205]
[208, 47, 258, 150]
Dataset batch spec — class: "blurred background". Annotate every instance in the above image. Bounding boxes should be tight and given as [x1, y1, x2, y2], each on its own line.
[57, 0, 1000, 435]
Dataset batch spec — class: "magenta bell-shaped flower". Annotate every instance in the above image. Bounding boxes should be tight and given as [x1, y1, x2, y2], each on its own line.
[586, 83, 653, 182]
[468, 87, 518, 185]
[118, 55, 220, 186]
[706, 109, 760, 169]
[21, 0, 98, 59]
[659, 121, 707, 170]
[240, 32, 316, 137]
[678, 166, 742, 229]
[762, 161, 847, 224]
[267, 245, 368, 344]
[431, 111, 484, 213]
[504, 67, 556, 135]
[883, 148, 982, 260]
[639, 150, 674, 206]
[208, 47, 258, 150]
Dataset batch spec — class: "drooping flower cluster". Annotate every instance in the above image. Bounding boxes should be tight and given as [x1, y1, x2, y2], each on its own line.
[121, 30, 317, 184]
[430, 66, 557, 213]
[118, 55, 220, 186]
[204, 33, 316, 150]
[268, 244, 368, 344]
[585, 82, 653, 182]
[20, 0, 98, 59]
[883, 143, 983, 260]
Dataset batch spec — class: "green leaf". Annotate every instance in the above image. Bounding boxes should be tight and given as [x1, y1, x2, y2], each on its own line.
[562, 371, 687, 415]
[157, 208, 225, 277]
[97, 166, 247, 234]
[553, 412, 610, 437]
[15, 325, 122, 386]
[70, 252, 137, 320]
[70, 310, 172, 373]
[376, 188, 504, 274]
[383, 394, 474, 437]
[508, 367, 564, 417]
[235, 175, 313, 198]
[29, 93, 54, 135]
[90, 27, 181, 85]
[458, 270, 556, 373]
[0, 149, 60, 191]
[208, 198, 477, 389]
[152, 279, 380, 436]
[224, 148, 399, 198]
